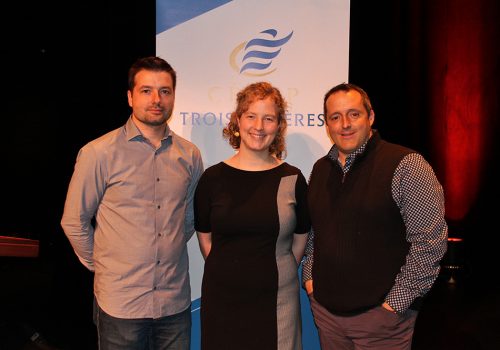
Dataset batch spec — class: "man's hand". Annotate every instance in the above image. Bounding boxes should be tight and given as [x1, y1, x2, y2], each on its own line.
[304, 279, 313, 296]
[382, 302, 397, 313]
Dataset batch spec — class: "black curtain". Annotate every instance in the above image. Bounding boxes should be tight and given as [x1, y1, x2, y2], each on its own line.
[349, 0, 500, 278]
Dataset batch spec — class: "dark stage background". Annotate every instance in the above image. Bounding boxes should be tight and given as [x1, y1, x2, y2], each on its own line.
[1, 1, 499, 349]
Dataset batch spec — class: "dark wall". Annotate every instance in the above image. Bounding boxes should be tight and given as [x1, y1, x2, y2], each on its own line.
[2, 0, 155, 242]
[1, 2, 155, 347]
[349, 1, 430, 154]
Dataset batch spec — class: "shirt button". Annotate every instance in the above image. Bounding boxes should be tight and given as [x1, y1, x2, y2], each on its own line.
[157, 205, 161, 209]
[157, 178, 160, 182]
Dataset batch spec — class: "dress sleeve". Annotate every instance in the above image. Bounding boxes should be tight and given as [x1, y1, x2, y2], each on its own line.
[294, 171, 311, 234]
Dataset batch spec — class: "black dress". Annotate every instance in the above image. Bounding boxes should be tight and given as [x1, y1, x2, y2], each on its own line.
[194, 162, 310, 350]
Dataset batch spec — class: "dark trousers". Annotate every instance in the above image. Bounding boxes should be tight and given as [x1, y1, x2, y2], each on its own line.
[310, 296, 418, 350]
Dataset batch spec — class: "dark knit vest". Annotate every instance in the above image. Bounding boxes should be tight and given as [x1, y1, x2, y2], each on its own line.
[309, 132, 415, 315]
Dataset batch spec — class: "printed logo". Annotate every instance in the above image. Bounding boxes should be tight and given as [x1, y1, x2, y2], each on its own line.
[229, 29, 293, 76]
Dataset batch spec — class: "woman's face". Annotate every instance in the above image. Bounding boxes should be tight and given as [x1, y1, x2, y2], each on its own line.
[237, 97, 279, 155]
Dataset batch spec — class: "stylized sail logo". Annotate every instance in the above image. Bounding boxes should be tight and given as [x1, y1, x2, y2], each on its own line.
[230, 29, 293, 76]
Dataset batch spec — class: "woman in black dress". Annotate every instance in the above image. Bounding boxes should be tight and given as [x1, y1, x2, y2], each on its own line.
[194, 82, 311, 350]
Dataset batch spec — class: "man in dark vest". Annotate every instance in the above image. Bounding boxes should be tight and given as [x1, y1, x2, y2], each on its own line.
[302, 83, 448, 350]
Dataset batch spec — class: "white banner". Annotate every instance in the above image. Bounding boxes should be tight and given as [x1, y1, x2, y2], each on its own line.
[156, 1, 349, 348]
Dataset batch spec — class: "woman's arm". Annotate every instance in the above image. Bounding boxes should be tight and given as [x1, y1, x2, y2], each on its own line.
[292, 232, 308, 265]
[196, 231, 212, 260]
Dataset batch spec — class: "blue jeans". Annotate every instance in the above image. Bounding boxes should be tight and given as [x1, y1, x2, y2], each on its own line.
[95, 303, 191, 350]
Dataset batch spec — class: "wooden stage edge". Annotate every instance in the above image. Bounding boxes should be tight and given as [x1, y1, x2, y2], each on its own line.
[0, 235, 40, 257]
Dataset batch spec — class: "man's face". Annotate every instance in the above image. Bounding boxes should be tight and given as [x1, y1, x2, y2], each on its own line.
[127, 69, 175, 127]
[325, 90, 374, 163]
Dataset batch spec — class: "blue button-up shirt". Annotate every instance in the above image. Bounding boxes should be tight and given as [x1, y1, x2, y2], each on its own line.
[61, 117, 204, 318]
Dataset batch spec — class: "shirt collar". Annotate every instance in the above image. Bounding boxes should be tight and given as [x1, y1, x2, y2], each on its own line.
[124, 116, 172, 142]
[327, 130, 374, 169]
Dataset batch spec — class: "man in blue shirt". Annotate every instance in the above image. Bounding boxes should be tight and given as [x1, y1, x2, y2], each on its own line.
[61, 56, 204, 350]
